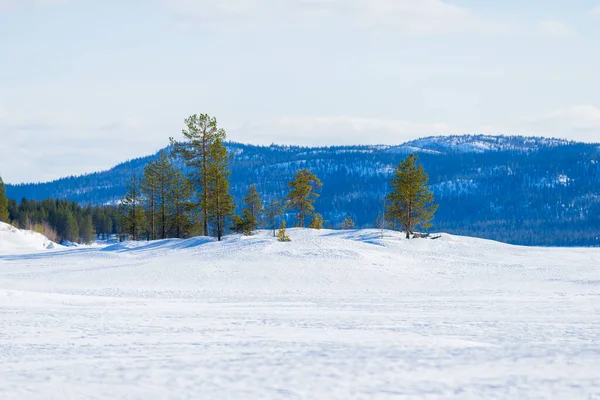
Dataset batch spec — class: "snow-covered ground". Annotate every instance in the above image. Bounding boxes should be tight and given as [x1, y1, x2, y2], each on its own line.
[0, 222, 60, 254]
[1, 227, 599, 399]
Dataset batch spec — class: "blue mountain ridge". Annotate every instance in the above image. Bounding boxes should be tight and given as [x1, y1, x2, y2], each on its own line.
[6, 134, 600, 246]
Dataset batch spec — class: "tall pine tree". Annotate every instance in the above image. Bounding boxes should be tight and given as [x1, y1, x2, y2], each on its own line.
[386, 154, 438, 239]
[78, 213, 95, 244]
[140, 159, 159, 240]
[265, 199, 285, 237]
[170, 114, 226, 236]
[233, 184, 263, 235]
[287, 169, 322, 228]
[64, 210, 79, 243]
[206, 138, 235, 241]
[0, 174, 9, 223]
[153, 152, 177, 239]
[119, 174, 146, 240]
[170, 168, 193, 239]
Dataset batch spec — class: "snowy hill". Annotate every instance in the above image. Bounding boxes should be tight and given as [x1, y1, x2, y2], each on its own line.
[1, 229, 599, 399]
[0, 221, 59, 254]
[388, 134, 572, 154]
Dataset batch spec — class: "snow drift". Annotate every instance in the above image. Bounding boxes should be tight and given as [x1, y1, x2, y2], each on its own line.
[0, 221, 59, 255]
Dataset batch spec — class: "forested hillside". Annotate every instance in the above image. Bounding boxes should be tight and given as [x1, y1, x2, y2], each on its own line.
[6, 135, 600, 246]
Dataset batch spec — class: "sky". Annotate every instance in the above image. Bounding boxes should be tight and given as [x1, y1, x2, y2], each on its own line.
[1, 0, 600, 183]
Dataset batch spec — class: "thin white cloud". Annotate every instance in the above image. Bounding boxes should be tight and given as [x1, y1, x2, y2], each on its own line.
[0, 113, 161, 183]
[166, 0, 511, 35]
[537, 20, 576, 38]
[592, 5, 600, 15]
[229, 115, 494, 146]
[526, 105, 600, 142]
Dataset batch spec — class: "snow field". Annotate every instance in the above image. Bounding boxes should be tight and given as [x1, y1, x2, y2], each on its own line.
[1, 228, 599, 399]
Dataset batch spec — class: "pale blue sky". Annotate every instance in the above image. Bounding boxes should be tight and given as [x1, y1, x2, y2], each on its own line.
[1, 0, 599, 183]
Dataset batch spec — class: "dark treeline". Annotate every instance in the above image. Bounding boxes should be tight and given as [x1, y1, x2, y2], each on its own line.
[4, 197, 119, 244]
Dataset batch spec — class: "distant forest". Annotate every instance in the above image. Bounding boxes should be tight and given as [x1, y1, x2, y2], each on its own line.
[5, 198, 119, 244]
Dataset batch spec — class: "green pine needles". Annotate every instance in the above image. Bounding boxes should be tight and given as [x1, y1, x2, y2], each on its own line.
[0, 174, 9, 223]
[287, 169, 322, 228]
[386, 154, 439, 239]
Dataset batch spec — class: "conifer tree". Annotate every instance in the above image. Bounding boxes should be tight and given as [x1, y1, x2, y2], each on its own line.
[276, 220, 291, 242]
[140, 159, 159, 240]
[386, 154, 438, 239]
[206, 138, 234, 241]
[309, 213, 324, 229]
[64, 210, 79, 243]
[0, 174, 9, 223]
[287, 169, 322, 228]
[78, 214, 95, 244]
[342, 215, 355, 229]
[170, 168, 193, 239]
[265, 199, 285, 237]
[153, 152, 177, 239]
[170, 114, 226, 236]
[119, 174, 146, 240]
[244, 184, 263, 227]
[233, 184, 263, 235]
[102, 213, 113, 239]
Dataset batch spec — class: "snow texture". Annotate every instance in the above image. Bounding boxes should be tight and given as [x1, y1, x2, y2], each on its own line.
[0, 222, 61, 254]
[1, 227, 599, 399]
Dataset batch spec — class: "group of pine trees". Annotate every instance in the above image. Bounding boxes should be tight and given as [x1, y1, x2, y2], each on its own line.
[0, 191, 120, 244]
[1, 114, 437, 244]
[119, 152, 193, 241]
[118, 113, 438, 242]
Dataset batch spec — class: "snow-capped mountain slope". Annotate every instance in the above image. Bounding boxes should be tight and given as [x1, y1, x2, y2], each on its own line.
[387, 134, 572, 154]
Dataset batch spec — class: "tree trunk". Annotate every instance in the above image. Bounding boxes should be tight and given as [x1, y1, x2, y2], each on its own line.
[216, 174, 222, 241]
[202, 128, 209, 236]
[161, 185, 166, 239]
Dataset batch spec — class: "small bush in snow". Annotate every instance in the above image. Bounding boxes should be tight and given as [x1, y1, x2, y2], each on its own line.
[276, 221, 291, 242]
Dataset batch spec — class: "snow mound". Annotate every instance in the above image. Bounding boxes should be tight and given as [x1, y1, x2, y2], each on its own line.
[0, 222, 61, 255]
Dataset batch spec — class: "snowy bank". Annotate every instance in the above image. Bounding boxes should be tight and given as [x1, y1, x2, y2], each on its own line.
[0, 221, 61, 255]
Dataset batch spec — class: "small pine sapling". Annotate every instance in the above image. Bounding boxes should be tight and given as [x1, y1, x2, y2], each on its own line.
[341, 215, 354, 229]
[276, 220, 291, 242]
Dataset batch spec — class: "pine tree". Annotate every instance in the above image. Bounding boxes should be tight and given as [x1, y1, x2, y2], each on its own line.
[0, 174, 9, 223]
[102, 213, 113, 239]
[64, 210, 79, 243]
[276, 220, 291, 242]
[170, 168, 193, 239]
[154, 152, 177, 239]
[140, 159, 159, 240]
[287, 169, 322, 228]
[170, 114, 226, 236]
[386, 154, 438, 239]
[342, 215, 355, 229]
[309, 213, 324, 229]
[233, 184, 263, 235]
[244, 184, 263, 228]
[79, 214, 95, 244]
[119, 174, 146, 240]
[206, 138, 234, 241]
[265, 199, 285, 237]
